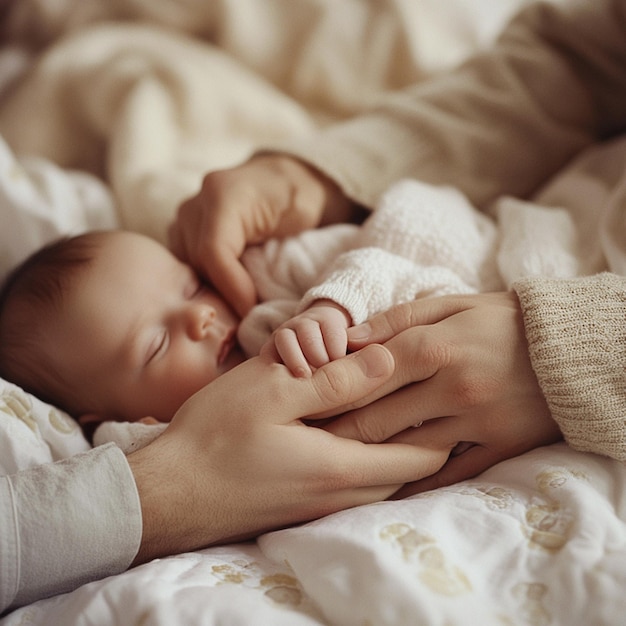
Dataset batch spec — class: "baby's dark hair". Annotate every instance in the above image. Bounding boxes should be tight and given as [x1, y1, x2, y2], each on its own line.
[0, 231, 107, 413]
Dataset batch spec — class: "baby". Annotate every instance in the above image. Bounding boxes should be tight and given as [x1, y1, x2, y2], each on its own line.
[0, 179, 501, 440]
[0, 228, 364, 424]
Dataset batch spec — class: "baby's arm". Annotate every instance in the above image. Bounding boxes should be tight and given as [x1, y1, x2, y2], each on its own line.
[272, 299, 351, 377]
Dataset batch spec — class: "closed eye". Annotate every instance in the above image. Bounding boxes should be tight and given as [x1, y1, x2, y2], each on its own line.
[146, 330, 168, 364]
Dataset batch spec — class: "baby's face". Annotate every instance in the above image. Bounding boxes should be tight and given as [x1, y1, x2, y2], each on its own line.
[44, 231, 245, 422]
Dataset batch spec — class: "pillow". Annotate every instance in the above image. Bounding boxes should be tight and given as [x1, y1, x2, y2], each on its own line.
[0, 377, 91, 475]
[0, 133, 118, 284]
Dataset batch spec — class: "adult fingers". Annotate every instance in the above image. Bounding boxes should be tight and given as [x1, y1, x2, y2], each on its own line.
[392, 445, 506, 497]
[173, 344, 395, 435]
[176, 229, 257, 317]
[324, 327, 456, 438]
[204, 246, 258, 318]
[321, 439, 450, 494]
[303, 344, 395, 415]
[169, 187, 258, 316]
[347, 294, 489, 349]
[324, 383, 433, 441]
[167, 218, 185, 261]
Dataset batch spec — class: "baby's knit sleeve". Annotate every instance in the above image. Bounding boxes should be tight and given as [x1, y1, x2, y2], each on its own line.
[299, 179, 502, 322]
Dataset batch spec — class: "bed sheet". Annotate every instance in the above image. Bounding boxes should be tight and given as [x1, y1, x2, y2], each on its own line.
[2, 439, 626, 625]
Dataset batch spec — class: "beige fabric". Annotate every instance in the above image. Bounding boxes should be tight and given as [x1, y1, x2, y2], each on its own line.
[515, 273, 626, 460]
[0, 0, 534, 241]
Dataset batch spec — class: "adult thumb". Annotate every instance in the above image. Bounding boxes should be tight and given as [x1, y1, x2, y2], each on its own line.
[306, 344, 395, 417]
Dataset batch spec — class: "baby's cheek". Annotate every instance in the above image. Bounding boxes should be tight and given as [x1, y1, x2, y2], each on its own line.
[174, 363, 218, 400]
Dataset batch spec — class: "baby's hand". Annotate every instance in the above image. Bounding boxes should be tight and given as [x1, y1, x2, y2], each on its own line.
[273, 300, 351, 377]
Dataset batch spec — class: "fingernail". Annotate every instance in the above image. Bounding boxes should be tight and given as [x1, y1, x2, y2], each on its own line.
[354, 345, 389, 378]
[348, 322, 372, 342]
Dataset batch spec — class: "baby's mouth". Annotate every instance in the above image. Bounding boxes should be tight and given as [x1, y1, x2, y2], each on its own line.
[218, 329, 236, 365]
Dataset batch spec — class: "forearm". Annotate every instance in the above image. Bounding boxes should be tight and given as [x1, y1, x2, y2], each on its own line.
[127, 429, 269, 565]
[126, 433, 225, 564]
[514, 272, 626, 461]
[1, 445, 140, 613]
[267, 0, 626, 211]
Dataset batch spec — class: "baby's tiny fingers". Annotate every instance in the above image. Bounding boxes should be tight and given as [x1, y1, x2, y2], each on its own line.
[274, 328, 312, 377]
[321, 323, 348, 361]
[293, 319, 332, 368]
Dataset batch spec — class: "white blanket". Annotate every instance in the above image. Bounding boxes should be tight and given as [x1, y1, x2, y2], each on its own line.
[3, 442, 626, 625]
[2, 1, 626, 624]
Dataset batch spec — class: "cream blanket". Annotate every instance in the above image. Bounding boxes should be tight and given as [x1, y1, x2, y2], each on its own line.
[0, 0, 534, 243]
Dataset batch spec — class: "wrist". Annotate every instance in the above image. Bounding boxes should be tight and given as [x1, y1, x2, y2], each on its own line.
[128, 426, 263, 565]
[308, 299, 352, 325]
[127, 434, 212, 564]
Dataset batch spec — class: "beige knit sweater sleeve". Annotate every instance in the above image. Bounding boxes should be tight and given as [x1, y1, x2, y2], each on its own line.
[267, 0, 626, 460]
[514, 273, 626, 461]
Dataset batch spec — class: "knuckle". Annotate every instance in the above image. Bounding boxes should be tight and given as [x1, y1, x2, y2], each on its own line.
[315, 366, 355, 407]
[201, 169, 224, 190]
[404, 328, 452, 375]
[297, 326, 323, 349]
[353, 416, 388, 444]
[374, 302, 414, 337]
[417, 329, 447, 361]
[390, 301, 419, 329]
[330, 406, 389, 444]
[451, 371, 493, 409]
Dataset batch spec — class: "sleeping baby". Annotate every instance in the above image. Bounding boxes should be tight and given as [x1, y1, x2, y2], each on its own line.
[0, 179, 508, 451]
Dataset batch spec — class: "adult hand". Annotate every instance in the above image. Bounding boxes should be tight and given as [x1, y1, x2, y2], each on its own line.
[327, 292, 562, 494]
[128, 343, 448, 563]
[169, 154, 355, 317]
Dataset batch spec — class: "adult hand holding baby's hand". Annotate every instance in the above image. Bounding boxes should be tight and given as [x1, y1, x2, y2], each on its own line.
[169, 155, 353, 317]
[328, 292, 562, 492]
[128, 344, 446, 563]
[270, 300, 352, 377]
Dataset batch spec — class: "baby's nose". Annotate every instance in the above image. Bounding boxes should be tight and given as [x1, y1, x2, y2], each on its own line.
[187, 303, 216, 340]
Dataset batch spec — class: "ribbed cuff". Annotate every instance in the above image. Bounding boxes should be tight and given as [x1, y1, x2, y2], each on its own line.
[514, 272, 626, 461]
